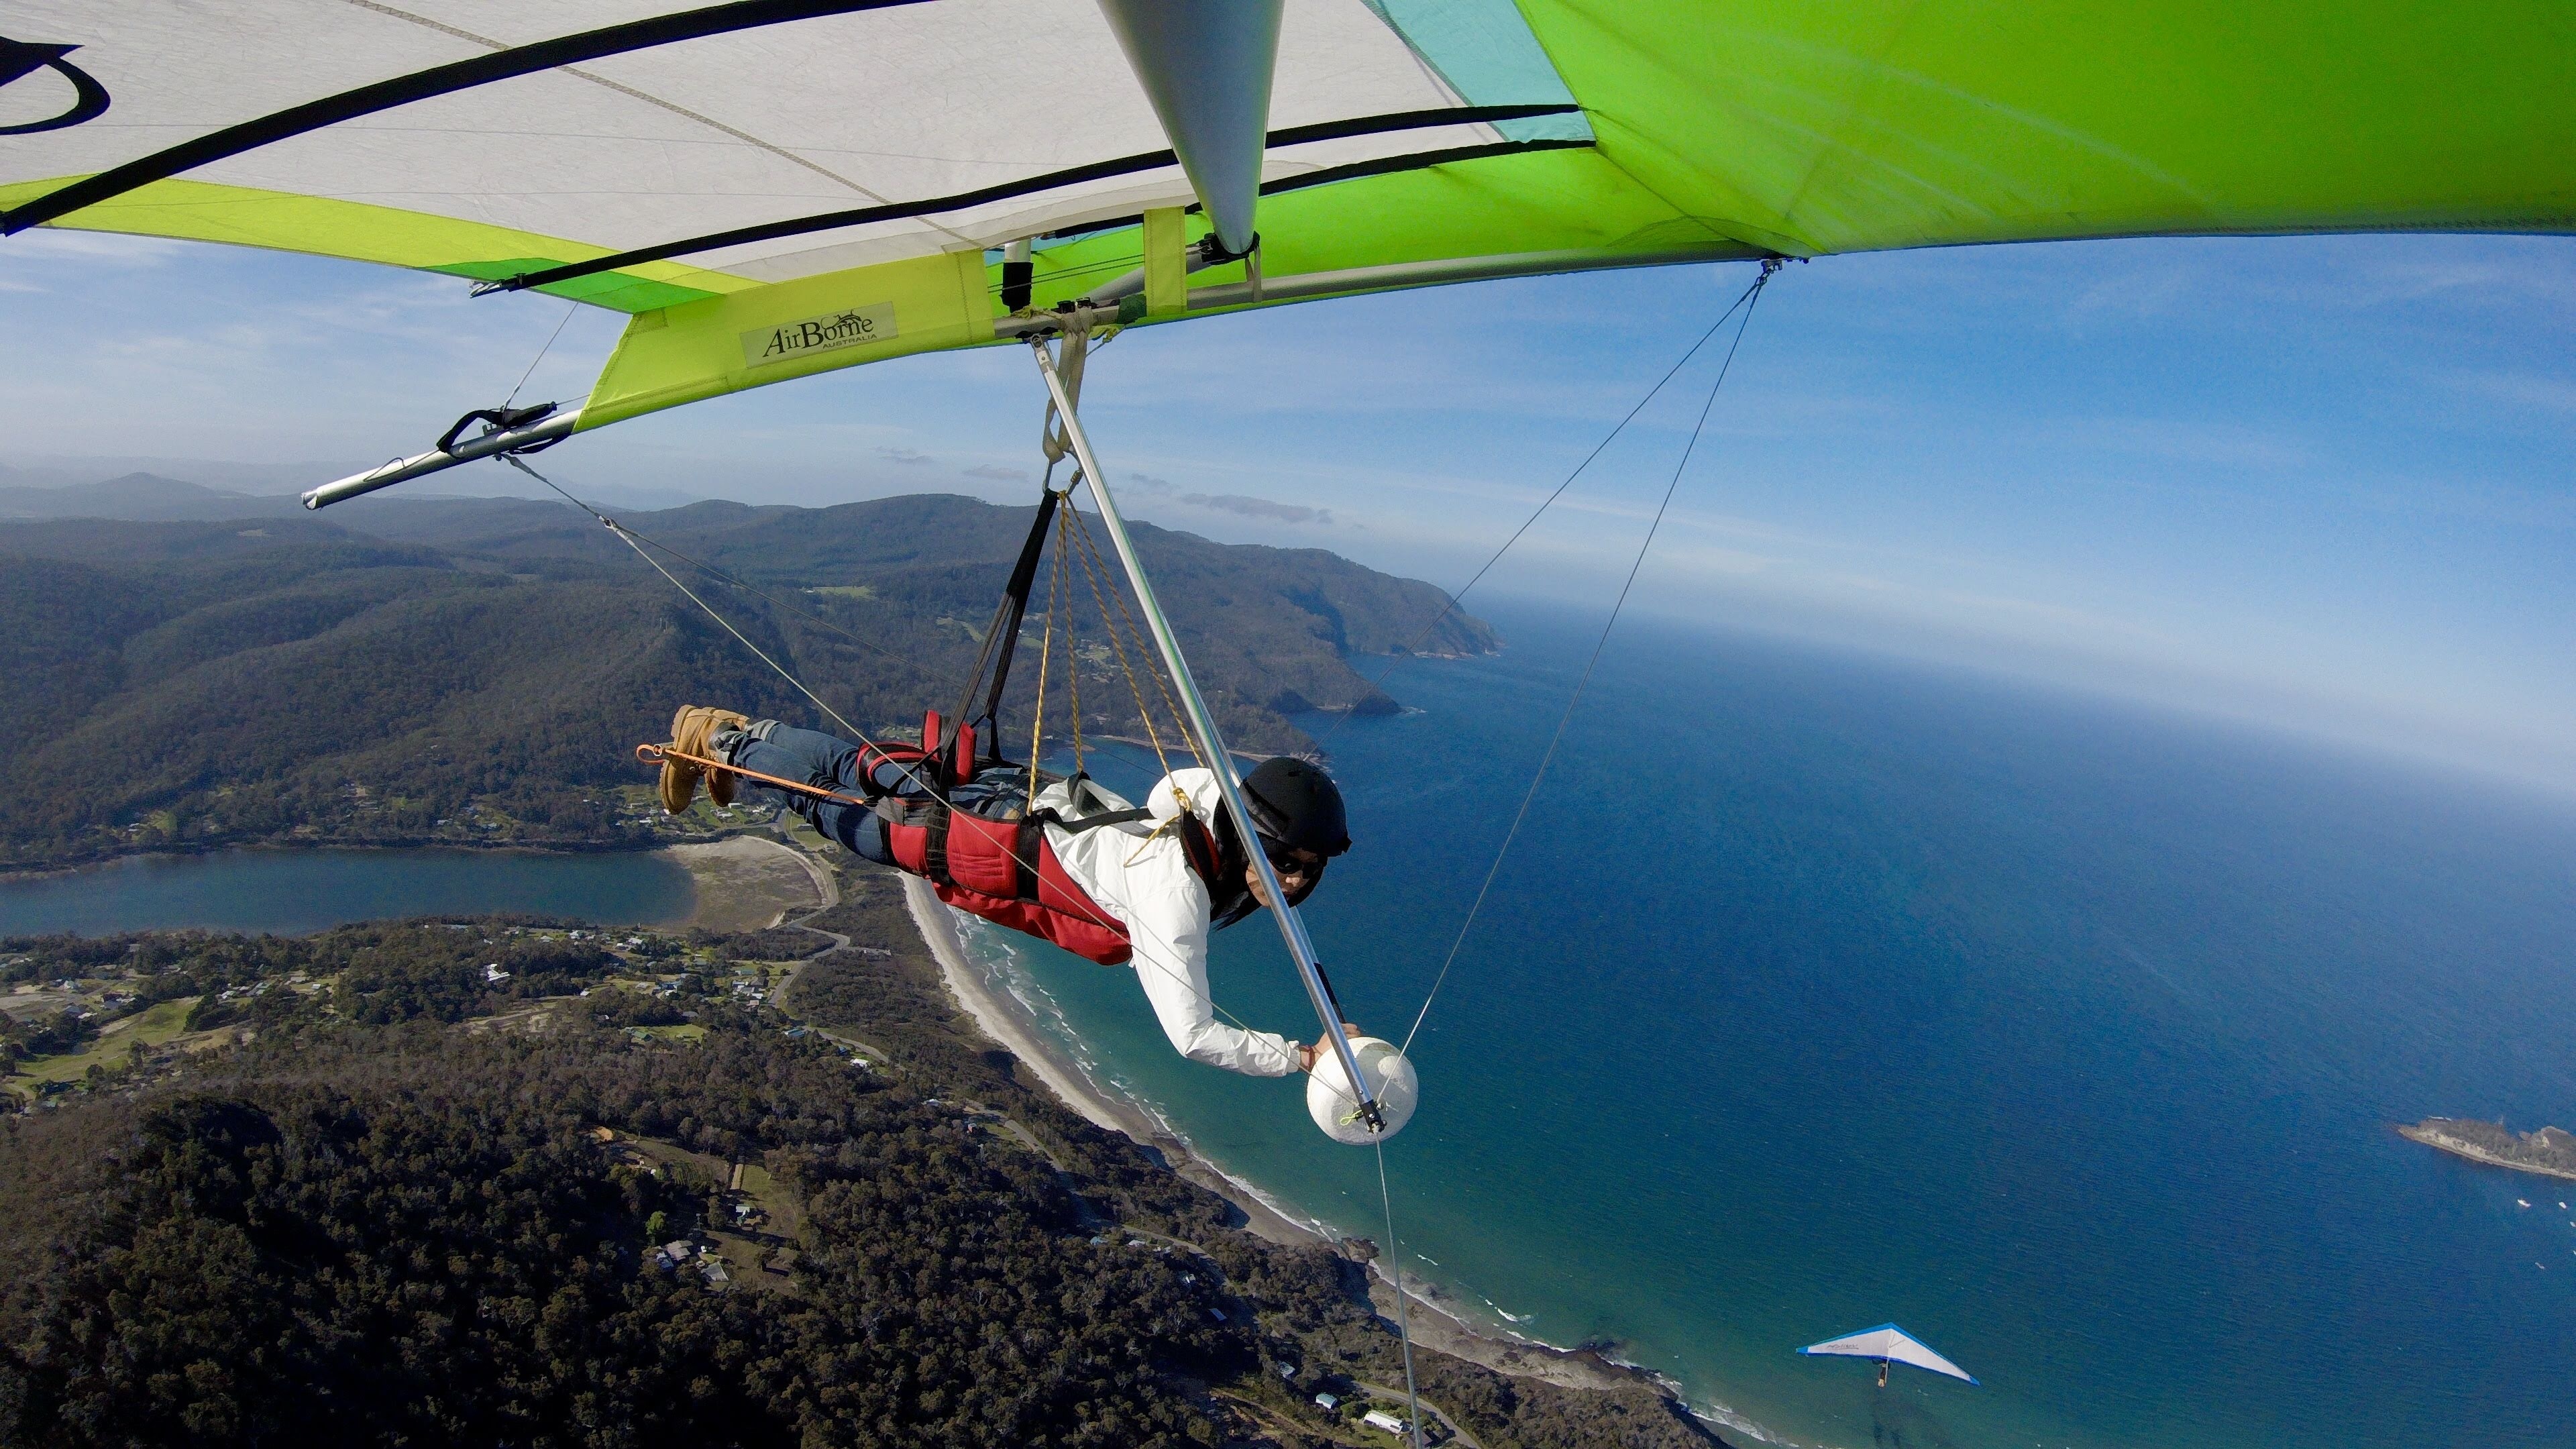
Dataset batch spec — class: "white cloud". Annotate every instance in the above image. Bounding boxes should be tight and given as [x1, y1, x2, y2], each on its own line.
[0, 230, 190, 264]
[1181, 492, 1332, 525]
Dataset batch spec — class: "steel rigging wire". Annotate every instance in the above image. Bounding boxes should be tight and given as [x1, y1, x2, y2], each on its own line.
[1368, 266, 1774, 1449]
[1401, 261, 1774, 1055]
[1309, 260, 1776, 756]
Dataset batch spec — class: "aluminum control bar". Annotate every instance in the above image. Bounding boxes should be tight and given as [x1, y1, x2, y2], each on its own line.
[1028, 335, 1384, 1132]
[303, 406, 580, 510]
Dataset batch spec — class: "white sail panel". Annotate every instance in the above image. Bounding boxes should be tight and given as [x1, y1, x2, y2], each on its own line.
[1, 0, 1471, 282]
[1800, 1324, 1978, 1385]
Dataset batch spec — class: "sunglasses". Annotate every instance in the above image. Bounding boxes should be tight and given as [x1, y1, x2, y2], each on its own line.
[1261, 843, 1328, 903]
[1263, 841, 1327, 875]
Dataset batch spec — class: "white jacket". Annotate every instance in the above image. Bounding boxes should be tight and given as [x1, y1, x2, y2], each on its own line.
[1036, 767, 1300, 1077]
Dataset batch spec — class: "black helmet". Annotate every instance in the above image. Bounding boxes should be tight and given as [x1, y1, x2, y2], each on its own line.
[1241, 757, 1351, 859]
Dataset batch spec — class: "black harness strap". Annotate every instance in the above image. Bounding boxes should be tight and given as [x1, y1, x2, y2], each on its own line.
[919, 804, 951, 884]
[1045, 806, 1150, 832]
[1036, 804, 1226, 892]
[942, 488, 1062, 769]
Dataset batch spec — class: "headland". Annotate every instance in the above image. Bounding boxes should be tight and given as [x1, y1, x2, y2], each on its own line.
[2400, 1116, 2576, 1182]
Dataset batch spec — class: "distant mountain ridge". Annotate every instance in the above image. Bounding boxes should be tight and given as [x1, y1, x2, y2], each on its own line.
[0, 491, 1495, 868]
[0, 472, 305, 523]
[0, 467, 704, 520]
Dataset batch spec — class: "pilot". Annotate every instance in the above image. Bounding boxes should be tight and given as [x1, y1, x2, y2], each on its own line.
[658, 705, 1356, 1079]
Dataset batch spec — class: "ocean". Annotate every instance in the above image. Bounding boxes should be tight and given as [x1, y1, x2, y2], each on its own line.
[964, 604, 2576, 1449]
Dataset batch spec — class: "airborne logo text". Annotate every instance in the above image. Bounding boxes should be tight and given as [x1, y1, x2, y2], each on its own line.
[742, 303, 899, 368]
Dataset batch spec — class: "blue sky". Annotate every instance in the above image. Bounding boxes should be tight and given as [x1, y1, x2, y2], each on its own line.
[3, 228, 2571, 792]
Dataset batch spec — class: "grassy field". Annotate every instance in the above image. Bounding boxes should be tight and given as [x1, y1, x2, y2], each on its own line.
[7, 997, 201, 1097]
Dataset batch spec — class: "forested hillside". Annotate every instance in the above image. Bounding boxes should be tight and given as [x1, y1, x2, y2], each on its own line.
[0, 490, 1493, 869]
[0, 869, 1718, 1449]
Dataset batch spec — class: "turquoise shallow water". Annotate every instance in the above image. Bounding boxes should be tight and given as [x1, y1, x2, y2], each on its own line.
[0, 848, 694, 937]
[968, 607, 2576, 1449]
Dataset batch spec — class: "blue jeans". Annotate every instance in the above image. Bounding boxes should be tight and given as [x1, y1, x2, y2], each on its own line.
[726, 722, 910, 863]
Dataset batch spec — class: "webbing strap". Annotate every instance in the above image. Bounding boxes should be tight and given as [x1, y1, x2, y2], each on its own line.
[1042, 805, 1149, 833]
[945, 487, 1063, 759]
[1036, 806, 1226, 894]
[920, 806, 951, 884]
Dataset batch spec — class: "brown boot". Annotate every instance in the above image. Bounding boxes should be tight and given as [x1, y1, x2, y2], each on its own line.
[661, 706, 750, 814]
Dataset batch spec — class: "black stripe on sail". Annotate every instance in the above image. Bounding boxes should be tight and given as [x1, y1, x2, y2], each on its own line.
[1, 0, 931, 235]
[1040, 135, 1598, 244]
[481, 106, 1587, 295]
[1251, 137, 1594, 201]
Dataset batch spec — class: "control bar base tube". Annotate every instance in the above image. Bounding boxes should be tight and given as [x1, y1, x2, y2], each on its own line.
[1028, 337, 1384, 1132]
[303, 408, 580, 510]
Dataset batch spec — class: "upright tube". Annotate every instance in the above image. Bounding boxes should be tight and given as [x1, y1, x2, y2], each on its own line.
[1028, 336, 1384, 1132]
[1092, 0, 1282, 259]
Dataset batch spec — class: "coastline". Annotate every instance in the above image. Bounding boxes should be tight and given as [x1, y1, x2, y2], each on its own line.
[0, 833, 687, 886]
[898, 875, 1669, 1401]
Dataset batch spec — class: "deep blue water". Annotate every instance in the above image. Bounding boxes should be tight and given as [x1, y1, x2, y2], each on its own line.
[969, 606, 2576, 1449]
[0, 848, 694, 937]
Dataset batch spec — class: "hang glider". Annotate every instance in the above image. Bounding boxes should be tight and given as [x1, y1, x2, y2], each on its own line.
[3, 0, 2569, 435]
[1802, 1324, 1978, 1387]
[5, 0, 2567, 1142]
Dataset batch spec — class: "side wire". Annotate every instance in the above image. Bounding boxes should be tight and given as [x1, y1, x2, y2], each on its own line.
[616, 523, 871, 745]
[503, 301, 579, 408]
[1378, 1142, 1426, 1449]
[504, 455, 939, 797]
[1309, 264, 1768, 754]
[600, 516, 928, 674]
[1401, 265, 1774, 1055]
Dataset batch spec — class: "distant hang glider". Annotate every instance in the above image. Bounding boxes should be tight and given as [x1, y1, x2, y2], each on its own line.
[1801, 1324, 1979, 1387]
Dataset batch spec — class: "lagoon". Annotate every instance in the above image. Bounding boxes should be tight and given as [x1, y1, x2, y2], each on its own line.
[0, 847, 694, 938]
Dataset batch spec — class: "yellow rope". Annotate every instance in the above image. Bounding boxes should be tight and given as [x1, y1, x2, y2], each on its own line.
[1026, 505, 1062, 808]
[1069, 504, 1198, 767]
[1061, 504, 1085, 777]
[1065, 496, 1187, 785]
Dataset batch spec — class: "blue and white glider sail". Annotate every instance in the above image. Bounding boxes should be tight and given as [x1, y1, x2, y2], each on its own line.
[1800, 1324, 1978, 1385]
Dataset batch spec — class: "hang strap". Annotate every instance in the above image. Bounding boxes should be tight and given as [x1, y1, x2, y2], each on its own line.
[942, 485, 1064, 763]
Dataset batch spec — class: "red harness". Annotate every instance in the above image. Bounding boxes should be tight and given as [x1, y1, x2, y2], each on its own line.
[866, 710, 1219, 966]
